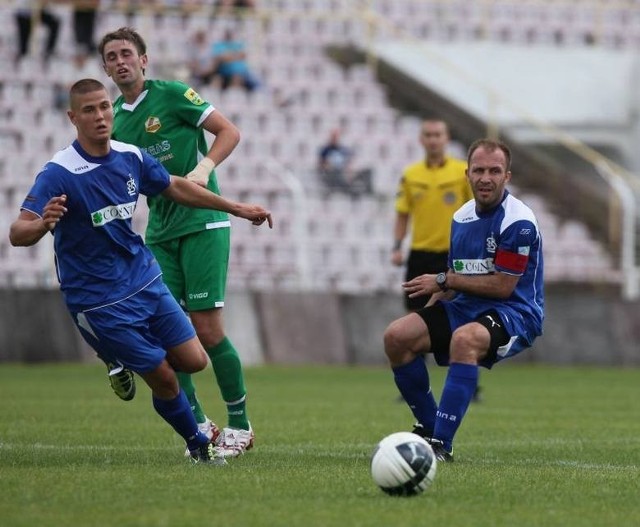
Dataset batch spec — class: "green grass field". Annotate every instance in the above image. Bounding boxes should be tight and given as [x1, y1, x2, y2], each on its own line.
[1, 363, 639, 527]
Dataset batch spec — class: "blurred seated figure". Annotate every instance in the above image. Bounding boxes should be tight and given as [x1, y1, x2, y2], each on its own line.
[186, 29, 217, 88]
[317, 128, 373, 197]
[211, 28, 259, 91]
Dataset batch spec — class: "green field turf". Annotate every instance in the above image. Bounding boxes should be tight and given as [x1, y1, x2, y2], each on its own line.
[1, 363, 639, 527]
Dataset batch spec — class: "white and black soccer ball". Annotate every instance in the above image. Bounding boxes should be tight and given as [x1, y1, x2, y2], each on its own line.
[371, 432, 437, 496]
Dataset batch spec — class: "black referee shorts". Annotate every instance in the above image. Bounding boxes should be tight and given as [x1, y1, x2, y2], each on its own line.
[404, 250, 449, 311]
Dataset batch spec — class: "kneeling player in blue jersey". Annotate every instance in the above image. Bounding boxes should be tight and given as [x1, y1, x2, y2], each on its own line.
[9, 78, 272, 464]
[384, 138, 544, 462]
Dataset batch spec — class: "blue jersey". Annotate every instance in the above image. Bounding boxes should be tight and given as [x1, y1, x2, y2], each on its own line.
[21, 139, 171, 311]
[446, 191, 544, 341]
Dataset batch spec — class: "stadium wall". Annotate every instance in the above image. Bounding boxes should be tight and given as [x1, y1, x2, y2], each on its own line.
[0, 286, 638, 366]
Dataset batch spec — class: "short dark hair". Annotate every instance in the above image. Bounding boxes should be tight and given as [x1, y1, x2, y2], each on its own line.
[69, 78, 107, 98]
[68, 79, 108, 110]
[98, 27, 147, 59]
[467, 138, 512, 171]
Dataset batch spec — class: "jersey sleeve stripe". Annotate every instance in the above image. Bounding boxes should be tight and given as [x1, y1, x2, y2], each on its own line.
[196, 105, 214, 128]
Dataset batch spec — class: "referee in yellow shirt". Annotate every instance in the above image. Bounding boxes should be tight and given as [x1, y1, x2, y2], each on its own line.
[392, 119, 472, 310]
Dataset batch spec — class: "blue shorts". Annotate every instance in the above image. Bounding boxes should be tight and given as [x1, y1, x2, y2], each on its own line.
[418, 299, 538, 369]
[71, 278, 197, 374]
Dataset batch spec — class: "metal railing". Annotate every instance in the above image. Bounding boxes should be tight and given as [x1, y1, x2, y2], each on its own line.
[264, 158, 313, 290]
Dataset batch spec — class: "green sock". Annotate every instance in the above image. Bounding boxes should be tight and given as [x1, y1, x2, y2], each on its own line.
[206, 337, 249, 430]
[176, 371, 206, 424]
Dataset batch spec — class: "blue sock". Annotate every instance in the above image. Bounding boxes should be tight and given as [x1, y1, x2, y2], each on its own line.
[152, 389, 209, 451]
[433, 363, 479, 452]
[392, 356, 438, 434]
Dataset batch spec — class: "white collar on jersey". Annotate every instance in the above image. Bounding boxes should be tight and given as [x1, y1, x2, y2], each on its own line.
[121, 90, 149, 112]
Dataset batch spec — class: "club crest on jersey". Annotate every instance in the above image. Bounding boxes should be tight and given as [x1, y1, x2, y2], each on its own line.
[145, 116, 161, 133]
[486, 235, 497, 253]
[127, 174, 137, 196]
[183, 88, 205, 105]
[443, 191, 457, 204]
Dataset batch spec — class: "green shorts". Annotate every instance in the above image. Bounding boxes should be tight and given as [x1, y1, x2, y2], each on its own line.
[148, 227, 230, 312]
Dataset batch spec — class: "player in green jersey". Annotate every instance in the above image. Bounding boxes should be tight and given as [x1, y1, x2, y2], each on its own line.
[99, 27, 258, 458]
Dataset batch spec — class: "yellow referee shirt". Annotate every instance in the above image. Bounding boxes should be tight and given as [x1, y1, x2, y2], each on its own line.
[395, 157, 471, 252]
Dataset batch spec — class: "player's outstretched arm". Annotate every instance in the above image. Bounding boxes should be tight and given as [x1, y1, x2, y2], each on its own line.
[9, 195, 67, 247]
[163, 176, 272, 228]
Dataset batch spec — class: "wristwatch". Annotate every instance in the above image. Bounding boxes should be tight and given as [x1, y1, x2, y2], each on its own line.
[435, 272, 448, 292]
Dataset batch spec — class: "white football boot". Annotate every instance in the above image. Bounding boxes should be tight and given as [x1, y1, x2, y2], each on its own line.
[214, 424, 255, 458]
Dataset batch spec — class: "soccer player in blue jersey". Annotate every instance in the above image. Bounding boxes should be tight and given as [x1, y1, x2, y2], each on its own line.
[8, 79, 272, 464]
[383, 138, 544, 462]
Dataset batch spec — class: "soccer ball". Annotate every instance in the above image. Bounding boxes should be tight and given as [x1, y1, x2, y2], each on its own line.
[370, 432, 437, 496]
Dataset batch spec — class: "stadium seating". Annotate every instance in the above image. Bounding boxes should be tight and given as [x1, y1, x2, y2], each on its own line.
[0, 0, 622, 291]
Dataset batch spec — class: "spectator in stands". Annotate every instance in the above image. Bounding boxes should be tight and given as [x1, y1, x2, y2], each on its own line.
[186, 29, 218, 88]
[9, 78, 271, 464]
[211, 28, 259, 91]
[99, 27, 261, 459]
[384, 138, 544, 462]
[317, 128, 373, 197]
[391, 119, 481, 402]
[14, 0, 61, 64]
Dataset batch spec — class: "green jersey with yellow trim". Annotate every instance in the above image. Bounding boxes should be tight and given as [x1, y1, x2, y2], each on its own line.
[112, 79, 228, 244]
